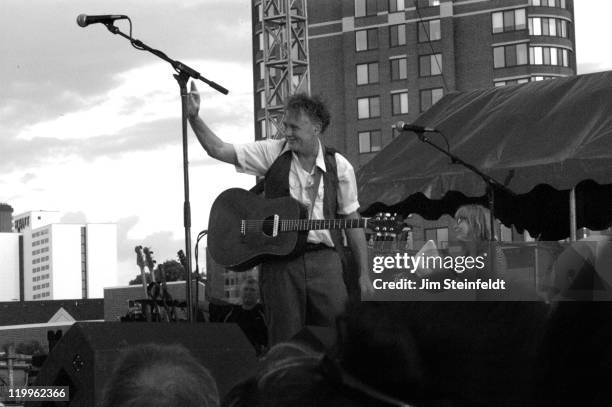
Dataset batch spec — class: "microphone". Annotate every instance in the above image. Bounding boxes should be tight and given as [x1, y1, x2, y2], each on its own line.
[76, 14, 128, 27]
[393, 121, 437, 133]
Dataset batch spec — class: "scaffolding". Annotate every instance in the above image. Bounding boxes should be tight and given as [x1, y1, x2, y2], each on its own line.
[257, 0, 310, 139]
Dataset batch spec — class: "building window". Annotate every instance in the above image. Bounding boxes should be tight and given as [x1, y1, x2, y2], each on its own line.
[356, 62, 379, 85]
[531, 76, 556, 82]
[418, 19, 441, 42]
[528, 17, 569, 38]
[529, 0, 566, 8]
[389, 24, 406, 47]
[359, 130, 382, 153]
[419, 53, 442, 76]
[389, 0, 405, 13]
[493, 43, 528, 68]
[492, 9, 526, 33]
[425, 227, 448, 249]
[494, 78, 530, 87]
[529, 46, 570, 67]
[391, 92, 409, 115]
[390, 57, 407, 80]
[356, 29, 378, 51]
[420, 88, 444, 111]
[357, 96, 381, 119]
[355, 0, 377, 17]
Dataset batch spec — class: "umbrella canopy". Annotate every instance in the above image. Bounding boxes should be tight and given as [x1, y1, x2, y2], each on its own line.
[357, 71, 612, 239]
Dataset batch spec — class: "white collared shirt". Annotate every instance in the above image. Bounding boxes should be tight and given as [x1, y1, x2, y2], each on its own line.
[234, 138, 360, 246]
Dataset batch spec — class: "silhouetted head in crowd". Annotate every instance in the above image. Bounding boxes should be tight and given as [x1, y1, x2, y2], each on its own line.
[222, 331, 424, 407]
[102, 343, 219, 407]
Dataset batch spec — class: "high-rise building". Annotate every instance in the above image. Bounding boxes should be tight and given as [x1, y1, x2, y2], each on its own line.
[0, 232, 20, 301]
[0, 203, 13, 232]
[252, 0, 576, 169]
[12, 211, 117, 301]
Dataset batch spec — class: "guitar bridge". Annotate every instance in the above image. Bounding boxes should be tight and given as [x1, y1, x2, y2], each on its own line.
[272, 215, 279, 237]
[240, 219, 246, 237]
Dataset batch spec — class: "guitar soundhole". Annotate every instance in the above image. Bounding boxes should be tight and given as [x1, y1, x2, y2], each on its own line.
[261, 216, 275, 237]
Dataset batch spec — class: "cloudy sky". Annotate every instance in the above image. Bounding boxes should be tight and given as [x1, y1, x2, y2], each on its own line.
[1, 0, 611, 285]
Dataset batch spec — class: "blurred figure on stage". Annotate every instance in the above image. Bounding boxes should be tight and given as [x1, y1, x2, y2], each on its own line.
[224, 278, 268, 356]
[101, 343, 219, 407]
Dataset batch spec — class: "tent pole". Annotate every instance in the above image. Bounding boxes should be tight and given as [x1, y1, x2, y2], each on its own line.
[570, 187, 577, 242]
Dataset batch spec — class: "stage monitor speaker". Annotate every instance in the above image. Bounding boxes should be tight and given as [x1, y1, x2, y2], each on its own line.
[28, 322, 258, 407]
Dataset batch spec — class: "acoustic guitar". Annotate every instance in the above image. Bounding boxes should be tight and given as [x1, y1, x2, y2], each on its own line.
[208, 188, 403, 270]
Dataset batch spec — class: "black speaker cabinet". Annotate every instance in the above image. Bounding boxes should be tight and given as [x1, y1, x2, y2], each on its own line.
[28, 322, 259, 407]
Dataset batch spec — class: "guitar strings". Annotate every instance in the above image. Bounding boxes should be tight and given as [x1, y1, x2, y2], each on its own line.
[241, 219, 366, 231]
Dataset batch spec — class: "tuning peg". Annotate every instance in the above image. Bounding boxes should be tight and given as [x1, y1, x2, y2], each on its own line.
[385, 212, 391, 217]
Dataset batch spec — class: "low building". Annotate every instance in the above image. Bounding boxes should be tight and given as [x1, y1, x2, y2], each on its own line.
[0, 299, 104, 350]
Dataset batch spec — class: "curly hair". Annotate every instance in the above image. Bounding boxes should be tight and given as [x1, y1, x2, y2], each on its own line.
[285, 93, 331, 133]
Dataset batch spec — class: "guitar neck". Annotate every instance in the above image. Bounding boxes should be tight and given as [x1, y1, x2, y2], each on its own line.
[280, 218, 368, 232]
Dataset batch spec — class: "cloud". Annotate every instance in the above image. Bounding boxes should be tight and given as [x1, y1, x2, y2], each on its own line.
[0, 0, 253, 137]
[1, 57, 254, 173]
[20, 173, 36, 184]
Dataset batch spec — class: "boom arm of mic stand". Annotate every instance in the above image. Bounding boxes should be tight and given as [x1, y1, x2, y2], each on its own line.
[104, 24, 229, 94]
[414, 131, 514, 197]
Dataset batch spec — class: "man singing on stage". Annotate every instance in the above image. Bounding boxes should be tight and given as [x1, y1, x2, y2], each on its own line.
[187, 83, 372, 345]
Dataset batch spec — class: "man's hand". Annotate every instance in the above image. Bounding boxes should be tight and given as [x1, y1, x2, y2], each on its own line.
[359, 273, 375, 299]
[187, 81, 200, 119]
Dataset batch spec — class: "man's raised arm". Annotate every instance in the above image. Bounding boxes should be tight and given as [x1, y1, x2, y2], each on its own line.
[187, 82, 237, 165]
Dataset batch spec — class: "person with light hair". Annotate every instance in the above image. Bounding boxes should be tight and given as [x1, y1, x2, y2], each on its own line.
[453, 204, 507, 276]
[101, 343, 219, 407]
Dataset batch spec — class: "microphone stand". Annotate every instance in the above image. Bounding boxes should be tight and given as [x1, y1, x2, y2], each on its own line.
[411, 130, 515, 276]
[103, 22, 228, 322]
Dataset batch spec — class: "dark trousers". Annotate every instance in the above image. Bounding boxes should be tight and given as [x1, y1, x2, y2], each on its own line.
[261, 247, 348, 346]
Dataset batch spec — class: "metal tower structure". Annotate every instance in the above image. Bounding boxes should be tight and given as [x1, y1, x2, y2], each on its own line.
[258, 0, 310, 139]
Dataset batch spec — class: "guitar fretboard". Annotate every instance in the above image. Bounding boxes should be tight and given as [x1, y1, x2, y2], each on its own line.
[279, 218, 367, 232]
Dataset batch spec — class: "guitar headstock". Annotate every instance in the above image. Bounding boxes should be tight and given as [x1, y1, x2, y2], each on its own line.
[135, 246, 145, 269]
[177, 250, 187, 271]
[367, 212, 404, 239]
[143, 247, 156, 273]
